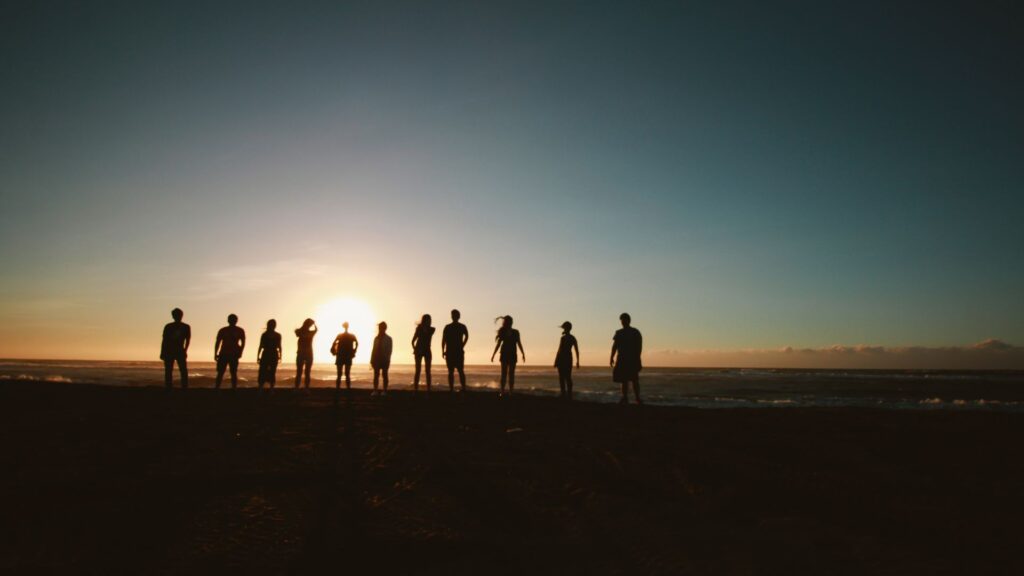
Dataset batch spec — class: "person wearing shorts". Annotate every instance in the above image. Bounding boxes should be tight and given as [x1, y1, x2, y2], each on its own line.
[442, 309, 469, 393]
[215, 314, 246, 390]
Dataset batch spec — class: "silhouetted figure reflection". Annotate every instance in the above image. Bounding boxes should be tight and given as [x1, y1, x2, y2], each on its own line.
[160, 308, 191, 389]
[442, 309, 469, 393]
[258, 319, 282, 390]
[330, 322, 358, 390]
[491, 315, 525, 397]
[371, 322, 393, 395]
[411, 314, 434, 393]
[215, 314, 246, 389]
[555, 321, 580, 400]
[294, 318, 317, 389]
[610, 313, 642, 404]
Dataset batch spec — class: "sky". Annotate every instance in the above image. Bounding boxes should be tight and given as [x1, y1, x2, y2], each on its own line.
[1, 1, 1022, 368]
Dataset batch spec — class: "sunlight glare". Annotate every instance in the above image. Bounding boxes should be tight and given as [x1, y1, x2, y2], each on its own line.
[313, 297, 377, 364]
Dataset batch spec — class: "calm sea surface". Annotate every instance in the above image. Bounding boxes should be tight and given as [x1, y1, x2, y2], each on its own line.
[3, 360, 1024, 411]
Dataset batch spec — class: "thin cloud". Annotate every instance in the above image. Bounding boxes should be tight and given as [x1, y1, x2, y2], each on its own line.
[188, 259, 329, 300]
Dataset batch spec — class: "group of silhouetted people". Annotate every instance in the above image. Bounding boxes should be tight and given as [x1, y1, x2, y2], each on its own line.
[161, 308, 644, 404]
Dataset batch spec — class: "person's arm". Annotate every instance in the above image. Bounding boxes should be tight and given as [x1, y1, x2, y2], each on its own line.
[257, 338, 265, 363]
[610, 339, 618, 367]
[239, 329, 246, 357]
[275, 334, 282, 362]
[462, 326, 469, 348]
[184, 325, 191, 354]
[441, 328, 447, 357]
[573, 338, 580, 369]
[331, 336, 340, 356]
[354, 336, 359, 355]
[491, 339, 500, 362]
[517, 334, 525, 363]
[411, 331, 419, 352]
[215, 331, 223, 360]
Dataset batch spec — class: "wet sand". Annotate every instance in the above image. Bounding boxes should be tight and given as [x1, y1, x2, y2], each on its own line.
[2, 382, 1022, 575]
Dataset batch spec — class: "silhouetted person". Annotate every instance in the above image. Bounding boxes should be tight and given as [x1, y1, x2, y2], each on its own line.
[491, 315, 525, 397]
[370, 322, 393, 395]
[258, 319, 282, 390]
[610, 312, 642, 404]
[330, 322, 358, 390]
[215, 314, 246, 389]
[442, 309, 469, 393]
[160, 308, 191, 389]
[411, 314, 435, 393]
[554, 321, 580, 400]
[294, 318, 317, 389]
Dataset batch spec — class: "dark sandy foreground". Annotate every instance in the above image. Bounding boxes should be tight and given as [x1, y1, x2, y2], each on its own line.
[1, 383, 1022, 575]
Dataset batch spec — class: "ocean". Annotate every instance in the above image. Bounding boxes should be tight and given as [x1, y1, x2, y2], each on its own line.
[3, 359, 1023, 411]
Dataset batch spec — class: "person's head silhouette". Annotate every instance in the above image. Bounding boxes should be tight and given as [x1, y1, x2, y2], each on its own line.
[301, 318, 315, 330]
[420, 314, 432, 328]
[171, 308, 184, 322]
[267, 319, 277, 331]
[228, 314, 238, 326]
[378, 321, 388, 334]
[451, 309, 461, 322]
[619, 313, 631, 327]
[561, 321, 573, 334]
[342, 321, 350, 332]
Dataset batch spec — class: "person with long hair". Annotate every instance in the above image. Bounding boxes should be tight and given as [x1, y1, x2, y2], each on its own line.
[411, 314, 434, 392]
[490, 315, 525, 397]
[257, 319, 282, 391]
[370, 322, 393, 395]
[294, 318, 317, 389]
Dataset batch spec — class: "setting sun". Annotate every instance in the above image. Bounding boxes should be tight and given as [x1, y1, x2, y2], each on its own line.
[313, 298, 377, 364]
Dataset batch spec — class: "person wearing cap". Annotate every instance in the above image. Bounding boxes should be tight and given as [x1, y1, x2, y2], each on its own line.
[554, 321, 580, 400]
[370, 321, 393, 395]
[215, 314, 246, 390]
[330, 321, 358, 390]
[610, 313, 643, 404]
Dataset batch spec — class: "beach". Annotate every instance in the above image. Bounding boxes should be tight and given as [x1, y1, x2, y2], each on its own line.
[2, 382, 1022, 575]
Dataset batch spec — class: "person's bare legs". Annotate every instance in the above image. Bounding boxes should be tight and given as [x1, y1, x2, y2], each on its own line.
[295, 363, 302, 388]
[335, 365, 342, 390]
[425, 356, 432, 393]
[499, 363, 509, 396]
[558, 372, 567, 398]
[413, 356, 422, 392]
[508, 364, 516, 395]
[344, 363, 351, 390]
[229, 361, 239, 390]
[632, 378, 642, 404]
[373, 368, 380, 394]
[457, 366, 466, 392]
[303, 360, 312, 389]
[215, 361, 226, 389]
[620, 382, 629, 404]
[447, 367, 455, 392]
[382, 368, 389, 393]
[566, 375, 573, 400]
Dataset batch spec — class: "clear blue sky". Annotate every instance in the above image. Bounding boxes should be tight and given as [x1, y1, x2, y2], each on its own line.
[1, 1, 1022, 366]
